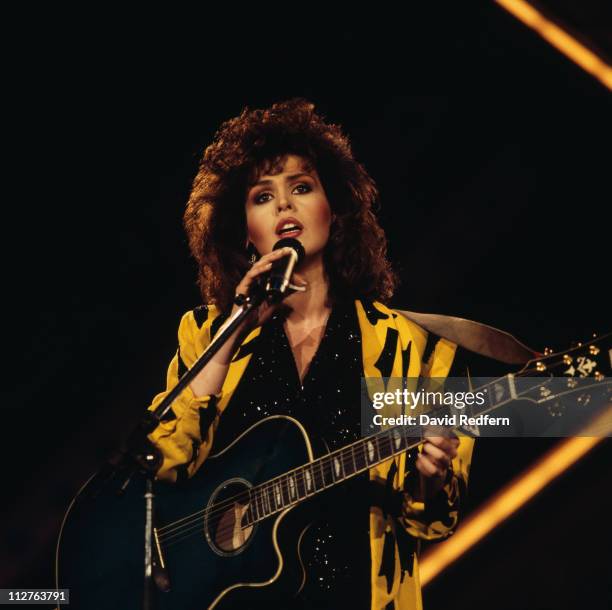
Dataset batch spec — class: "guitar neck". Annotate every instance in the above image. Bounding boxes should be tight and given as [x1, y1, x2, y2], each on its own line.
[244, 374, 521, 526]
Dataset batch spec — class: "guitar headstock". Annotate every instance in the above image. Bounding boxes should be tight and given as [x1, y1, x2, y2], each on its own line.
[514, 332, 612, 417]
[520, 332, 611, 380]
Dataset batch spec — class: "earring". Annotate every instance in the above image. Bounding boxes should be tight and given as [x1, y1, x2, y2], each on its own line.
[246, 242, 258, 266]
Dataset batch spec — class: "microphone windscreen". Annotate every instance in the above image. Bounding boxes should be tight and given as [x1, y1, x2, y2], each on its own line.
[272, 238, 305, 264]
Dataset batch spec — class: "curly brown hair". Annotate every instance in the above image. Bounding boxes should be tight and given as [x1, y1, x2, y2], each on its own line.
[184, 98, 398, 312]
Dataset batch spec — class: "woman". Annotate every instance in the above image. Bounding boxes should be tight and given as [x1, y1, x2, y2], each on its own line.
[148, 98, 473, 610]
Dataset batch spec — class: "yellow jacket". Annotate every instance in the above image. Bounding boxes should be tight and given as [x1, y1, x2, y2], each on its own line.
[148, 300, 474, 610]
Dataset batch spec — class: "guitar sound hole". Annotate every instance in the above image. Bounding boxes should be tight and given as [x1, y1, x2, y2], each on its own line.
[206, 479, 255, 555]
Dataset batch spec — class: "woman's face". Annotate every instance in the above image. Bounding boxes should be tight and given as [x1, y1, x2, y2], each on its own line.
[245, 155, 332, 264]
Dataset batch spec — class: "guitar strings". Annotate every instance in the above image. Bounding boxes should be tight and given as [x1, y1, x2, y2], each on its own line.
[155, 363, 555, 546]
[155, 383, 478, 542]
[160, 374, 606, 551]
[156, 403, 440, 543]
[156, 338, 611, 547]
[154, 398, 431, 539]
[157, 433, 425, 549]
[157, 399, 463, 548]
[156, 431, 419, 541]
[155, 359, 580, 548]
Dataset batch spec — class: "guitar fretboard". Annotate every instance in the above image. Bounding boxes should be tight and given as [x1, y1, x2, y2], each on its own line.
[242, 374, 522, 526]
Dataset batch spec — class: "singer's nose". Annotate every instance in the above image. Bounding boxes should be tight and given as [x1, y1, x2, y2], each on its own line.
[277, 193, 293, 212]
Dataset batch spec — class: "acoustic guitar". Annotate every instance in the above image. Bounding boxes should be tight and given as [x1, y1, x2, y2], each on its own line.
[56, 333, 611, 609]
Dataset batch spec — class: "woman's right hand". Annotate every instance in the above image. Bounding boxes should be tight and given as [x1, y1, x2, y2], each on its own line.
[189, 247, 306, 397]
[231, 247, 307, 335]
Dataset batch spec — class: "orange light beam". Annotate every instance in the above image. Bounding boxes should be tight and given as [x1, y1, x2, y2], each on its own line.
[495, 0, 612, 91]
[420, 433, 606, 585]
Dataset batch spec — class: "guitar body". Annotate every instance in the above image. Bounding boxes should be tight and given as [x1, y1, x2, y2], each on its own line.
[57, 415, 316, 610]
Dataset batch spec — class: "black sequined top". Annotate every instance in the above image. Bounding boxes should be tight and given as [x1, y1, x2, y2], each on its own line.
[212, 300, 372, 609]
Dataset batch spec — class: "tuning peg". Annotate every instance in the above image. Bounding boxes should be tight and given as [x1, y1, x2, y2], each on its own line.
[544, 347, 554, 355]
[546, 401, 564, 418]
[576, 393, 592, 407]
[539, 386, 552, 398]
[589, 345, 600, 355]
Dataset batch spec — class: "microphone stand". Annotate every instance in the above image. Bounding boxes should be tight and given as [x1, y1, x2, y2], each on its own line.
[93, 284, 268, 610]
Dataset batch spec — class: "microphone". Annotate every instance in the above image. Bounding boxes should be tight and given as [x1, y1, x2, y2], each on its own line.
[264, 238, 306, 303]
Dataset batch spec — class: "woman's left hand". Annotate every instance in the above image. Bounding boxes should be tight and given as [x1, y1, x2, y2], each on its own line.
[415, 435, 459, 497]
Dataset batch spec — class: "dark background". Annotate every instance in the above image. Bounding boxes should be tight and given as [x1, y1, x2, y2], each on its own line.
[4, 2, 611, 609]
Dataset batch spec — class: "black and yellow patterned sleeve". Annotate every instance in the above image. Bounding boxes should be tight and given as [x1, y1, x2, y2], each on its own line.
[400, 336, 475, 540]
[147, 306, 222, 483]
[400, 436, 474, 540]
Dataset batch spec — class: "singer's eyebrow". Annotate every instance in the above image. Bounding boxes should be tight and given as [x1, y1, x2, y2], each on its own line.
[250, 172, 314, 188]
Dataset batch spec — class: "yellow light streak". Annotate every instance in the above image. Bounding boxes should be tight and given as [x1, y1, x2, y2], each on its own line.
[420, 409, 611, 586]
[495, 0, 612, 91]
